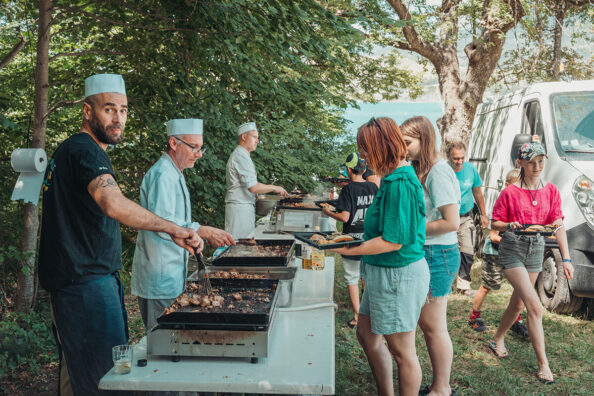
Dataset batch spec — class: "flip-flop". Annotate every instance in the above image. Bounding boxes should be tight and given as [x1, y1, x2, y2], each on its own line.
[488, 341, 509, 358]
[346, 318, 357, 329]
[538, 371, 556, 385]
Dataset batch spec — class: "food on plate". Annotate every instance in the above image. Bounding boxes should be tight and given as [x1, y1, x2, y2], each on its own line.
[232, 292, 243, 301]
[209, 269, 266, 279]
[308, 233, 355, 244]
[211, 295, 224, 308]
[222, 244, 290, 257]
[162, 282, 275, 316]
[330, 235, 354, 243]
[523, 224, 559, 233]
[176, 295, 190, 307]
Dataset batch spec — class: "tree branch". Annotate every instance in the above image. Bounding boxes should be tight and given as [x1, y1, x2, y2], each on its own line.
[498, 0, 526, 35]
[0, 33, 27, 70]
[50, 49, 125, 62]
[385, 0, 441, 64]
[60, 8, 209, 35]
[43, 98, 85, 121]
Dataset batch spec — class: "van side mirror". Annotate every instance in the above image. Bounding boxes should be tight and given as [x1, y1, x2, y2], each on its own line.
[510, 134, 531, 164]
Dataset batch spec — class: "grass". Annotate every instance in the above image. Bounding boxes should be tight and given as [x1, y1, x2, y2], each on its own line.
[332, 254, 594, 396]
[7, 256, 591, 395]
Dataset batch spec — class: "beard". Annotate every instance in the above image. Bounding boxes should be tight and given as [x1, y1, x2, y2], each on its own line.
[89, 112, 124, 145]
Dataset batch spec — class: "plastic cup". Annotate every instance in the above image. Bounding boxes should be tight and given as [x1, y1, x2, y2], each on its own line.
[112, 345, 133, 374]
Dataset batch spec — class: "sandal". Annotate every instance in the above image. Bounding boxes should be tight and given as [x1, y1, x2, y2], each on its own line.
[538, 369, 555, 385]
[346, 318, 357, 329]
[488, 341, 509, 358]
[419, 385, 458, 396]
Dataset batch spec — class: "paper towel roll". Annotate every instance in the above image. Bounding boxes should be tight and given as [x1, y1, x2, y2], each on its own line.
[11, 148, 47, 173]
[11, 148, 48, 204]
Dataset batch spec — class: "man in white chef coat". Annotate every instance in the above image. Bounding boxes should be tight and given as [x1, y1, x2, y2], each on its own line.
[225, 122, 288, 238]
[132, 118, 235, 331]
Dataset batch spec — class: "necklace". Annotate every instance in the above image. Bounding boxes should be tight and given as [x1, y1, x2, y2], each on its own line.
[521, 179, 543, 206]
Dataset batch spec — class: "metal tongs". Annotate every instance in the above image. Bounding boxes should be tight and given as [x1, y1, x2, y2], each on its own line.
[195, 247, 212, 295]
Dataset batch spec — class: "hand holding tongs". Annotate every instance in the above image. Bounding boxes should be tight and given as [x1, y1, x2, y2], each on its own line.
[194, 247, 212, 295]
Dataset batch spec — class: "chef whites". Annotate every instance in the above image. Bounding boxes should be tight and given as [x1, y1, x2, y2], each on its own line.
[225, 122, 288, 238]
[131, 119, 203, 329]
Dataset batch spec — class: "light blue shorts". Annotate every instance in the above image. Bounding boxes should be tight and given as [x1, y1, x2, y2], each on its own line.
[359, 258, 430, 335]
[423, 244, 460, 297]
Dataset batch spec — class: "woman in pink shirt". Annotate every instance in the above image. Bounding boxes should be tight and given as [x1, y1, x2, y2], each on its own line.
[489, 142, 574, 384]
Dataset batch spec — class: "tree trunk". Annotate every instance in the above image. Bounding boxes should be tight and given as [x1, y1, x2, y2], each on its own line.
[551, 1, 565, 80]
[15, 0, 51, 312]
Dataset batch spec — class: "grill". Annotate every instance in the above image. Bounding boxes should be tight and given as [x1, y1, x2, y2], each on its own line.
[211, 239, 296, 267]
[148, 278, 280, 363]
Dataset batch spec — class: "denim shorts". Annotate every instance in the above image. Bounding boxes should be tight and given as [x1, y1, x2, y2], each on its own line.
[423, 244, 460, 297]
[359, 258, 430, 335]
[499, 232, 545, 272]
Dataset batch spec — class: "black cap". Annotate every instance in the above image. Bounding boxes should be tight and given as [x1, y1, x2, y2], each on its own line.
[137, 359, 147, 367]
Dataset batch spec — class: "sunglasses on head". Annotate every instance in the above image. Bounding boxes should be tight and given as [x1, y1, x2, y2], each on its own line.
[367, 117, 381, 130]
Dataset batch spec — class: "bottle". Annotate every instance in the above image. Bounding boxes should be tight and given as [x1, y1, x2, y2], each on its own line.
[311, 247, 325, 270]
[302, 244, 313, 269]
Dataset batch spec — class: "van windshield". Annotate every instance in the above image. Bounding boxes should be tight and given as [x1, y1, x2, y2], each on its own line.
[551, 92, 594, 154]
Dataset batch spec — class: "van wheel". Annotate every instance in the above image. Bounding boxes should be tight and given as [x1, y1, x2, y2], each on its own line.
[537, 248, 583, 313]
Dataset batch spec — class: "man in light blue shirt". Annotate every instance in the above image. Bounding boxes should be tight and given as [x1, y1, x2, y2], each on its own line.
[132, 119, 235, 331]
[448, 142, 489, 296]
[225, 122, 288, 238]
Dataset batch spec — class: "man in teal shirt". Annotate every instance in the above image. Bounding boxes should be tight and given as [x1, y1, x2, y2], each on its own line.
[132, 119, 235, 331]
[448, 142, 488, 296]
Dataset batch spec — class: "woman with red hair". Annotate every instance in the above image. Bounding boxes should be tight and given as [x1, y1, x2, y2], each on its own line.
[330, 117, 430, 396]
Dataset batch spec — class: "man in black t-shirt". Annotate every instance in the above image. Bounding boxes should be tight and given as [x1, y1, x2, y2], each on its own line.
[39, 74, 203, 396]
[322, 153, 378, 329]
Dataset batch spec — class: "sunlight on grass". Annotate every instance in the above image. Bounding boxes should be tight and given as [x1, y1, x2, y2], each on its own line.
[333, 254, 594, 395]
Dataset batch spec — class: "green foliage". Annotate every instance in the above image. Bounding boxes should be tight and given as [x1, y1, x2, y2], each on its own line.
[491, 1, 593, 88]
[0, 308, 58, 381]
[1, 1, 422, 302]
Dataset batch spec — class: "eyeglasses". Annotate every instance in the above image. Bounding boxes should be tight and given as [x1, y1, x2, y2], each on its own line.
[175, 137, 207, 154]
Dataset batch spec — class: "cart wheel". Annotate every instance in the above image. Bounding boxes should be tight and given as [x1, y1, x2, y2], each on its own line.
[250, 357, 258, 364]
[171, 355, 181, 362]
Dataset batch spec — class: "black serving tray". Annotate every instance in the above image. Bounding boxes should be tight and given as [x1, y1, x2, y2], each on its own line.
[314, 199, 338, 210]
[292, 231, 364, 250]
[513, 224, 559, 236]
[211, 239, 295, 266]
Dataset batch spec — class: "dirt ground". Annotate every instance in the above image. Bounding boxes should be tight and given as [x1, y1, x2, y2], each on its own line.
[1, 295, 142, 396]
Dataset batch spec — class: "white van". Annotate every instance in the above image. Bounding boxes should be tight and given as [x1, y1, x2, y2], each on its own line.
[468, 80, 594, 313]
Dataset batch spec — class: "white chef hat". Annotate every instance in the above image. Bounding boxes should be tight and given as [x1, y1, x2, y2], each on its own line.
[84, 73, 126, 97]
[166, 119, 204, 136]
[237, 122, 257, 136]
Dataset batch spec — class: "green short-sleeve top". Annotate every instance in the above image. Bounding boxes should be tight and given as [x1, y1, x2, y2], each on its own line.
[362, 165, 426, 268]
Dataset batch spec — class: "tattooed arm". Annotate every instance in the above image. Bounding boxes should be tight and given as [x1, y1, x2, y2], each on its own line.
[88, 173, 203, 254]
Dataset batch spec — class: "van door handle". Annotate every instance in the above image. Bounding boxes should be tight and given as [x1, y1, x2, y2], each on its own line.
[497, 178, 503, 190]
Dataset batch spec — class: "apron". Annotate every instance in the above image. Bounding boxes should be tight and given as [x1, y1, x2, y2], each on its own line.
[225, 202, 255, 239]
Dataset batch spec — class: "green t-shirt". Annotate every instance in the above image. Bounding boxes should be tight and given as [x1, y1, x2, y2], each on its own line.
[362, 165, 426, 268]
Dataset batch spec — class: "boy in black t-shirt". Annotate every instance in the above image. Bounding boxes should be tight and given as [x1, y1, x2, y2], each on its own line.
[322, 153, 378, 328]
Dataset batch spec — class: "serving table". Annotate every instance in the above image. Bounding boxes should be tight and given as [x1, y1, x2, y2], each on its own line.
[99, 225, 336, 395]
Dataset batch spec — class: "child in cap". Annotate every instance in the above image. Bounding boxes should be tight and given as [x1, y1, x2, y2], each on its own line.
[322, 153, 378, 328]
[468, 168, 529, 338]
